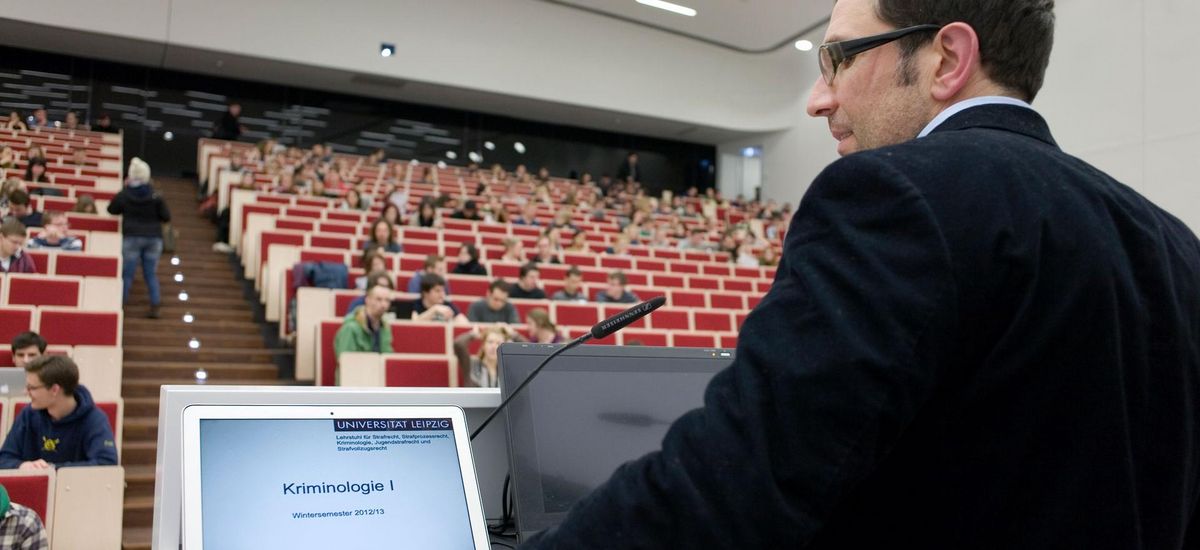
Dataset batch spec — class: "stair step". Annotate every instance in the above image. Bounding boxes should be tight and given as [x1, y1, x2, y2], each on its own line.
[122, 346, 284, 363]
[123, 332, 267, 348]
[122, 442, 157, 466]
[122, 417, 159, 442]
[124, 318, 262, 334]
[123, 495, 154, 529]
[124, 465, 155, 498]
[124, 361, 278, 381]
[122, 527, 151, 550]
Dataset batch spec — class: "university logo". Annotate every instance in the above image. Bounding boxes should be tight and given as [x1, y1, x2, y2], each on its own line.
[41, 437, 60, 452]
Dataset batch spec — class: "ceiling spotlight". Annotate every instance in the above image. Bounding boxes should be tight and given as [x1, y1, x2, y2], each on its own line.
[514, 142, 526, 154]
[179, 291, 189, 302]
[445, 151, 458, 160]
[188, 338, 201, 350]
[380, 43, 395, 57]
[174, 272, 184, 283]
[636, 0, 697, 17]
[468, 152, 483, 163]
[483, 141, 495, 151]
[794, 40, 814, 52]
[437, 160, 447, 169]
[409, 158, 420, 165]
[183, 312, 195, 323]
[163, 131, 175, 141]
[170, 256, 181, 266]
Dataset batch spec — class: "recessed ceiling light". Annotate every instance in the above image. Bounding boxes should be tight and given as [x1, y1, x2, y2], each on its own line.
[483, 141, 495, 151]
[468, 152, 483, 163]
[445, 151, 458, 160]
[794, 40, 814, 52]
[514, 142, 526, 154]
[380, 43, 395, 57]
[636, 0, 697, 17]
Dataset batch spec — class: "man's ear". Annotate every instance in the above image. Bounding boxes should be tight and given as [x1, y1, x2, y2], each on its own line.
[929, 22, 982, 102]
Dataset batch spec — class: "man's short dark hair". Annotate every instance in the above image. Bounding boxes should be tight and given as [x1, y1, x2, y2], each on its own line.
[876, 0, 1055, 101]
[25, 355, 79, 396]
[519, 262, 540, 279]
[8, 189, 29, 206]
[11, 331, 47, 354]
[423, 254, 443, 270]
[488, 279, 511, 294]
[565, 265, 583, 278]
[608, 270, 628, 286]
[419, 273, 446, 294]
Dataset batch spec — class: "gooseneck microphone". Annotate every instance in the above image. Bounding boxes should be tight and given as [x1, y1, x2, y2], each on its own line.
[469, 296, 668, 440]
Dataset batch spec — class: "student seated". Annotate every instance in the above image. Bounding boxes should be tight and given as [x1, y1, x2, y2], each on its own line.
[9, 332, 45, 369]
[451, 243, 487, 277]
[550, 266, 588, 302]
[4, 191, 41, 228]
[333, 284, 395, 364]
[0, 485, 49, 549]
[25, 211, 82, 250]
[0, 219, 36, 273]
[406, 254, 453, 295]
[595, 270, 640, 304]
[0, 355, 118, 469]
[507, 262, 546, 300]
[410, 274, 468, 323]
[343, 270, 394, 316]
[467, 280, 520, 324]
[453, 326, 519, 388]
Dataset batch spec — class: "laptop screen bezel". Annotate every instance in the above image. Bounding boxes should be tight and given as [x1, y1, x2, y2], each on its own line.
[180, 404, 491, 550]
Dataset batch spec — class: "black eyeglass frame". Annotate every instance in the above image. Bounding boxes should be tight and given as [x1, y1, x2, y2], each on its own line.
[818, 24, 943, 85]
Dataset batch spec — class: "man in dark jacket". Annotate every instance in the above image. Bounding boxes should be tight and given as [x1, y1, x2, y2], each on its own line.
[108, 157, 171, 318]
[520, 0, 1200, 548]
[0, 220, 36, 274]
[0, 355, 117, 469]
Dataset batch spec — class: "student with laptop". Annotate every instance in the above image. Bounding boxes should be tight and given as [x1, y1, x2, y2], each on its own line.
[0, 355, 118, 469]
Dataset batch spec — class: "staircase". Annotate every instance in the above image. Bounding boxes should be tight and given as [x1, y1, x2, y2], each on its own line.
[119, 177, 293, 549]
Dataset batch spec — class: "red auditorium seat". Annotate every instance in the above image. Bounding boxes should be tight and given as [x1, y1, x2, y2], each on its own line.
[636, 258, 667, 272]
[669, 289, 707, 308]
[747, 295, 763, 309]
[445, 275, 490, 298]
[257, 195, 292, 205]
[538, 265, 568, 280]
[693, 311, 734, 332]
[620, 329, 669, 347]
[0, 472, 52, 526]
[384, 356, 454, 387]
[674, 333, 717, 348]
[54, 254, 119, 277]
[390, 323, 450, 355]
[325, 211, 362, 223]
[318, 222, 358, 235]
[64, 215, 119, 232]
[0, 349, 11, 367]
[554, 303, 601, 327]
[0, 307, 34, 342]
[652, 249, 682, 260]
[333, 293, 361, 317]
[702, 263, 732, 277]
[734, 266, 761, 279]
[720, 334, 739, 348]
[509, 299, 548, 321]
[670, 262, 700, 274]
[299, 250, 346, 265]
[735, 312, 750, 330]
[275, 219, 314, 232]
[310, 235, 353, 249]
[722, 279, 754, 292]
[624, 272, 648, 286]
[6, 276, 81, 307]
[285, 207, 322, 219]
[404, 228, 439, 242]
[651, 273, 685, 288]
[41, 197, 76, 212]
[709, 293, 746, 310]
[260, 231, 305, 266]
[649, 307, 690, 330]
[688, 276, 720, 290]
[21, 251, 50, 274]
[568, 328, 617, 345]
[599, 256, 633, 270]
[402, 240, 440, 256]
[37, 310, 119, 346]
[561, 252, 597, 268]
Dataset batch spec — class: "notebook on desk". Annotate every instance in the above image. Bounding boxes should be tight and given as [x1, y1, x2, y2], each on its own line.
[180, 404, 491, 550]
[498, 343, 734, 541]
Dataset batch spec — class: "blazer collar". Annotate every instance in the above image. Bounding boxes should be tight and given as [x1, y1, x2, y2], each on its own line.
[928, 103, 1058, 148]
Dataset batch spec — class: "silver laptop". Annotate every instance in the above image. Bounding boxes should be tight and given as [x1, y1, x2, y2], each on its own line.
[0, 368, 28, 396]
[181, 404, 491, 550]
[498, 343, 734, 541]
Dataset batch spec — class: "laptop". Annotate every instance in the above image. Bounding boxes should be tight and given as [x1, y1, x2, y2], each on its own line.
[0, 368, 28, 396]
[181, 404, 491, 550]
[498, 343, 734, 541]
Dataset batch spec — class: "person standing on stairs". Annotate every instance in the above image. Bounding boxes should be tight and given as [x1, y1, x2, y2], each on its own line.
[108, 157, 172, 319]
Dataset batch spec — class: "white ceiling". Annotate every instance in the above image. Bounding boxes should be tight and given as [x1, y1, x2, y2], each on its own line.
[549, 0, 830, 52]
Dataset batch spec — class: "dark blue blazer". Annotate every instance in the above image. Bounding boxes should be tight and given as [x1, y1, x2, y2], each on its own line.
[521, 105, 1200, 549]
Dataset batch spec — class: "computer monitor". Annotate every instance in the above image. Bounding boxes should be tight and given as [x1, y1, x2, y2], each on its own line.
[498, 343, 733, 541]
[152, 386, 506, 550]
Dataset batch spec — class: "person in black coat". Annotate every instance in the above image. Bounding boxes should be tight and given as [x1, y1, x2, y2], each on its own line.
[451, 243, 487, 277]
[108, 157, 171, 318]
[212, 102, 245, 141]
[520, 0, 1200, 548]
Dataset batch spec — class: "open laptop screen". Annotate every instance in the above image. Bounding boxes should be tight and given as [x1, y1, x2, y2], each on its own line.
[182, 405, 490, 550]
[498, 344, 733, 539]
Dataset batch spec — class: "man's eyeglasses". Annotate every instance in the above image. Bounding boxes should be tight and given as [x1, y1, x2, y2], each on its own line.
[818, 24, 942, 85]
[25, 384, 45, 393]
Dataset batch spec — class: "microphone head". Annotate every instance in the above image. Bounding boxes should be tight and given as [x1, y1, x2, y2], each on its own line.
[590, 296, 668, 340]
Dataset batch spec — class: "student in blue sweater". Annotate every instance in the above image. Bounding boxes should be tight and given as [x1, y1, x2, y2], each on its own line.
[0, 355, 117, 469]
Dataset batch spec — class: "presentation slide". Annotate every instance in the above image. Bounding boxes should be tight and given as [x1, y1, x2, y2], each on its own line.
[198, 417, 476, 550]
